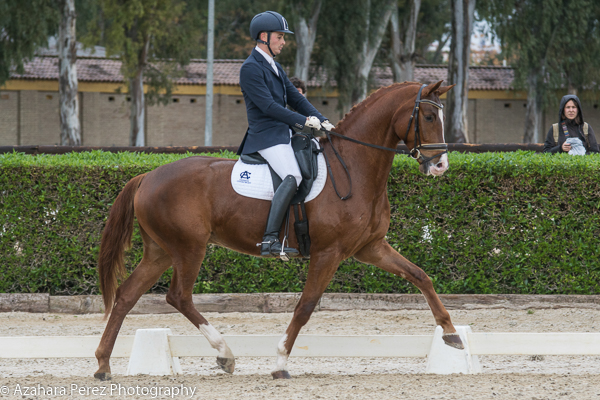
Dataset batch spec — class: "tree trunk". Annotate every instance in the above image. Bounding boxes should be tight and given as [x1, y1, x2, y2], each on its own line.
[523, 69, 543, 143]
[293, 0, 322, 82]
[129, 39, 149, 147]
[390, 10, 402, 81]
[390, 0, 421, 83]
[352, 0, 396, 104]
[446, 0, 475, 143]
[59, 0, 81, 146]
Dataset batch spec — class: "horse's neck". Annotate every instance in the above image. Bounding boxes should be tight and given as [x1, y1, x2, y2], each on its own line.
[339, 86, 411, 150]
[331, 93, 405, 196]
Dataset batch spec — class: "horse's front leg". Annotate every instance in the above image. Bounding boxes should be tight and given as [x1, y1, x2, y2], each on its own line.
[272, 252, 342, 379]
[355, 239, 464, 349]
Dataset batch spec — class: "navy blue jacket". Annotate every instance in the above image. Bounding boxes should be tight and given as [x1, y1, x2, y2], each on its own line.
[237, 48, 326, 155]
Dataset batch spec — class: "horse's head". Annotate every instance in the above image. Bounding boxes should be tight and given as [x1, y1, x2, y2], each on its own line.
[396, 81, 454, 176]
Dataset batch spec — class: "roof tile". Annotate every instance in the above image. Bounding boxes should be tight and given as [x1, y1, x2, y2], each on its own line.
[10, 56, 514, 90]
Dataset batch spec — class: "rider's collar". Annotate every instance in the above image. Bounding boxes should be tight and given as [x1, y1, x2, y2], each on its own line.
[255, 46, 276, 67]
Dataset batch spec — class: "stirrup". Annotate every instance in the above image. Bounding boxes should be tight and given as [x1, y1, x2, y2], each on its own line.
[258, 237, 298, 260]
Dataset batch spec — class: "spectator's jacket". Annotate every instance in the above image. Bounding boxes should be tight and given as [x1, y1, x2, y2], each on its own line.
[237, 48, 325, 155]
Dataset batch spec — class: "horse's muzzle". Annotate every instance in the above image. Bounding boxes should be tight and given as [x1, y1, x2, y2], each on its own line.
[420, 153, 448, 176]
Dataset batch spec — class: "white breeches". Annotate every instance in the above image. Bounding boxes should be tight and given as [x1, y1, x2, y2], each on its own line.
[258, 142, 302, 187]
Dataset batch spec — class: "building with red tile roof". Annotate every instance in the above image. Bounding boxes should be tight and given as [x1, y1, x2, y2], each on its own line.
[10, 56, 515, 91]
[1, 56, 598, 147]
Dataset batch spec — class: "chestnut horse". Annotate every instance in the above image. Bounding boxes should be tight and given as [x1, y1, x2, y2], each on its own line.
[94, 80, 462, 381]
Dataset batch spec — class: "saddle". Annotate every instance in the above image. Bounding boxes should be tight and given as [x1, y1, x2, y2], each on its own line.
[240, 132, 321, 257]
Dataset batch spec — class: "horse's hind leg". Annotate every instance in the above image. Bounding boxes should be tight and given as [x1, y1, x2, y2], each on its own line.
[166, 247, 235, 374]
[355, 239, 464, 349]
[94, 236, 172, 380]
[272, 253, 341, 379]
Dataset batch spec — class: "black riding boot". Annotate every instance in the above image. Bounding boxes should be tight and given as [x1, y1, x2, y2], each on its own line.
[260, 175, 299, 258]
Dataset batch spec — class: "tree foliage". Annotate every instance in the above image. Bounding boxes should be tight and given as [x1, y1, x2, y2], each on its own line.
[313, 0, 397, 116]
[417, 0, 451, 63]
[84, 0, 205, 104]
[0, 0, 59, 86]
[479, 0, 600, 143]
[482, 0, 600, 104]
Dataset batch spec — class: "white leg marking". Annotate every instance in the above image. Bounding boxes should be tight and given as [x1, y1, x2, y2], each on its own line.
[273, 334, 289, 372]
[199, 323, 234, 359]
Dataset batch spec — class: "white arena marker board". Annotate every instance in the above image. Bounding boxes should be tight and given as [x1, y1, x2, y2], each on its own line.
[168, 334, 433, 358]
[468, 332, 600, 356]
[0, 336, 134, 358]
[2, 332, 600, 361]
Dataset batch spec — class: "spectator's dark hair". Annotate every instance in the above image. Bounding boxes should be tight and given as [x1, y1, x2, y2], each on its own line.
[290, 77, 307, 95]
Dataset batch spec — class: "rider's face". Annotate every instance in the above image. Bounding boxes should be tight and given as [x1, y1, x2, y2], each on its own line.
[261, 32, 285, 56]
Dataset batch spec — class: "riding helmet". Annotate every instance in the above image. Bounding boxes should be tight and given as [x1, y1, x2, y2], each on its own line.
[249, 11, 294, 40]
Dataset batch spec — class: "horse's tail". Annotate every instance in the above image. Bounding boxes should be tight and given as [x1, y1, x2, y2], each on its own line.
[97, 174, 146, 319]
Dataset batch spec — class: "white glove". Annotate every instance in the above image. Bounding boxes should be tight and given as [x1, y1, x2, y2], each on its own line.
[305, 116, 321, 130]
[321, 120, 335, 131]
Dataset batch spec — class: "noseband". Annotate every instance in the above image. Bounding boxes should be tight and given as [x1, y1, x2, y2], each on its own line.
[321, 84, 447, 200]
[403, 84, 448, 164]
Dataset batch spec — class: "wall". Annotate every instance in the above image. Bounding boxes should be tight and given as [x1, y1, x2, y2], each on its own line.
[0, 91, 18, 145]
[2, 88, 599, 147]
[472, 99, 528, 143]
[82, 92, 130, 146]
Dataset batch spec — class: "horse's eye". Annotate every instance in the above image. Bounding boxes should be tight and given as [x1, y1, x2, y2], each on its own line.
[425, 115, 434, 122]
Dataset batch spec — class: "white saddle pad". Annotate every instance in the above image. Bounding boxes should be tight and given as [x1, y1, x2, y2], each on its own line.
[231, 151, 327, 202]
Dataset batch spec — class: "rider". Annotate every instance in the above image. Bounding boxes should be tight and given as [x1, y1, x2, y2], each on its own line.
[237, 11, 334, 258]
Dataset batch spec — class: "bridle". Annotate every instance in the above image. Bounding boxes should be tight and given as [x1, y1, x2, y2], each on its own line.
[321, 84, 448, 200]
[403, 84, 448, 164]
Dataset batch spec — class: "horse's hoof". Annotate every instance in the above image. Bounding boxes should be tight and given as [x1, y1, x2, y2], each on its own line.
[94, 372, 112, 381]
[271, 370, 291, 379]
[217, 356, 235, 374]
[442, 333, 464, 350]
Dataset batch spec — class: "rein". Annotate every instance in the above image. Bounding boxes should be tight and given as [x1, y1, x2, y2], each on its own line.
[322, 84, 448, 200]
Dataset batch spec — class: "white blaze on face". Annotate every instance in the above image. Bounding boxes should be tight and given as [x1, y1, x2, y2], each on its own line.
[439, 108, 445, 142]
[273, 334, 289, 372]
[199, 323, 234, 359]
[429, 108, 449, 176]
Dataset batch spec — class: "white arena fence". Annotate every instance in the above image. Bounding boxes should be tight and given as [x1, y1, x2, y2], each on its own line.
[1, 326, 600, 375]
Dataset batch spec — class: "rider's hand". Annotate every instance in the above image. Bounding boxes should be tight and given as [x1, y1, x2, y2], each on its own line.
[305, 116, 322, 129]
[321, 120, 335, 131]
[562, 142, 571, 152]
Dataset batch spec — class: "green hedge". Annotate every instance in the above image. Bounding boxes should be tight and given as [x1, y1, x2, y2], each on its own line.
[1, 150, 600, 295]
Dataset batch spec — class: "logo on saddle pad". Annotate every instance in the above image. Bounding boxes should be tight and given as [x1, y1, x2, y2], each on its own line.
[238, 171, 251, 184]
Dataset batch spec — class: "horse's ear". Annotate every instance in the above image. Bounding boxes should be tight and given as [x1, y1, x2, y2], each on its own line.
[436, 84, 456, 96]
[422, 81, 443, 97]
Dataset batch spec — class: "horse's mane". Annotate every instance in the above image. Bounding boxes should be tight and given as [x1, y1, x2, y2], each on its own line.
[335, 81, 421, 131]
